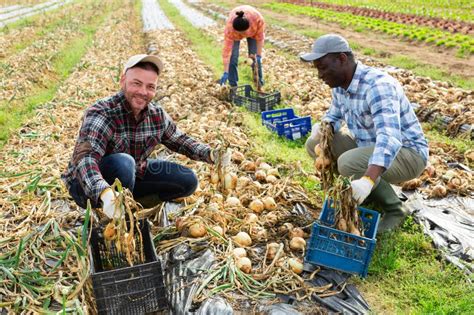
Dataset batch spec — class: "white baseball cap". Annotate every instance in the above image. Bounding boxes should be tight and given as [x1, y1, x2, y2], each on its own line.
[123, 54, 164, 75]
[300, 34, 352, 61]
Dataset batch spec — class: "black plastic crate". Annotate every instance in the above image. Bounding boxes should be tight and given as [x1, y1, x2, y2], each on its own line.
[230, 84, 281, 112]
[89, 220, 168, 314]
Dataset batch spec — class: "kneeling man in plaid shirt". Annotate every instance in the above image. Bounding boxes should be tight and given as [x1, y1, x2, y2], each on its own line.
[63, 54, 217, 218]
[301, 34, 429, 231]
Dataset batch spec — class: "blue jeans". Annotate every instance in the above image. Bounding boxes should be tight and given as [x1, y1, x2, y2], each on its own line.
[69, 153, 198, 208]
[229, 38, 264, 87]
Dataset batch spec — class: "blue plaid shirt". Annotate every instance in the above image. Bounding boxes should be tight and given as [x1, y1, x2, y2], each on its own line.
[324, 62, 428, 170]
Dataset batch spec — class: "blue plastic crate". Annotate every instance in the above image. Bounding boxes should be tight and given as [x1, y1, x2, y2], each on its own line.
[305, 199, 380, 277]
[261, 108, 312, 140]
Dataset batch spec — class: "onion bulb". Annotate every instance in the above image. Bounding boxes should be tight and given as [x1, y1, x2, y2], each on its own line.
[212, 225, 224, 236]
[241, 160, 256, 172]
[266, 175, 277, 183]
[249, 199, 264, 213]
[263, 212, 278, 225]
[266, 242, 280, 260]
[237, 176, 251, 189]
[245, 213, 258, 223]
[211, 193, 223, 203]
[189, 223, 206, 238]
[175, 217, 187, 232]
[290, 227, 304, 239]
[225, 196, 241, 207]
[224, 172, 237, 190]
[430, 184, 447, 198]
[315, 156, 331, 171]
[289, 237, 306, 251]
[262, 196, 277, 211]
[207, 202, 220, 212]
[236, 257, 252, 273]
[266, 168, 280, 177]
[259, 162, 271, 170]
[250, 225, 267, 239]
[104, 222, 116, 240]
[336, 218, 347, 232]
[314, 144, 323, 157]
[233, 232, 252, 247]
[232, 151, 245, 164]
[278, 222, 294, 234]
[288, 258, 303, 274]
[255, 170, 266, 181]
[210, 172, 219, 184]
[233, 247, 247, 259]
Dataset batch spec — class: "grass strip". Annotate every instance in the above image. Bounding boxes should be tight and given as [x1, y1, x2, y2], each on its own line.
[161, 1, 474, 313]
[0, 5, 115, 146]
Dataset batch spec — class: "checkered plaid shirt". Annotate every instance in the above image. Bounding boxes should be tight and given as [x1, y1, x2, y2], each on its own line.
[62, 91, 212, 204]
[324, 62, 428, 169]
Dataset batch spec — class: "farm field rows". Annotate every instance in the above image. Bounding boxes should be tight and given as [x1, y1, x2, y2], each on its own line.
[280, 0, 474, 32]
[0, 0, 473, 313]
[295, 0, 474, 22]
[267, 2, 474, 56]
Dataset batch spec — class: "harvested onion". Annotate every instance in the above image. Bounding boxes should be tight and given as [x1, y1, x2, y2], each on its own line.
[225, 196, 240, 207]
[104, 222, 116, 240]
[262, 196, 277, 210]
[236, 257, 252, 273]
[288, 258, 303, 274]
[212, 225, 224, 236]
[266, 175, 277, 183]
[266, 168, 280, 177]
[266, 242, 280, 260]
[289, 237, 306, 251]
[249, 199, 264, 213]
[233, 232, 252, 247]
[189, 223, 206, 238]
[233, 247, 247, 259]
[245, 213, 258, 223]
[290, 227, 304, 239]
[255, 170, 266, 181]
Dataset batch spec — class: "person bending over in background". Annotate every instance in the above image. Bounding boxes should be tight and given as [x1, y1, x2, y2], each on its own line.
[62, 54, 218, 219]
[301, 34, 429, 231]
[219, 5, 265, 87]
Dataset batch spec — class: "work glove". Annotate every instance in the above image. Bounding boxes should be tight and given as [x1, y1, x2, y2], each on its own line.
[100, 188, 121, 219]
[219, 72, 229, 86]
[310, 123, 321, 141]
[350, 176, 374, 205]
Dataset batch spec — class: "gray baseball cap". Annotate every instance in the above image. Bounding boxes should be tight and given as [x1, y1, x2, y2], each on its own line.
[300, 34, 351, 61]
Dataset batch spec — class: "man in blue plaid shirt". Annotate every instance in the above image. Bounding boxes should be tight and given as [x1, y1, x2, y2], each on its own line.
[301, 34, 428, 231]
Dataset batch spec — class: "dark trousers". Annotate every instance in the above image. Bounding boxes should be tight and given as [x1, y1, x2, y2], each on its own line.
[69, 153, 198, 208]
[229, 37, 264, 87]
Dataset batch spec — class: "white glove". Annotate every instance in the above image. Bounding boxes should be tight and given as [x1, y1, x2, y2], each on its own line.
[310, 123, 321, 141]
[350, 176, 374, 205]
[100, 188, 121, 219]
